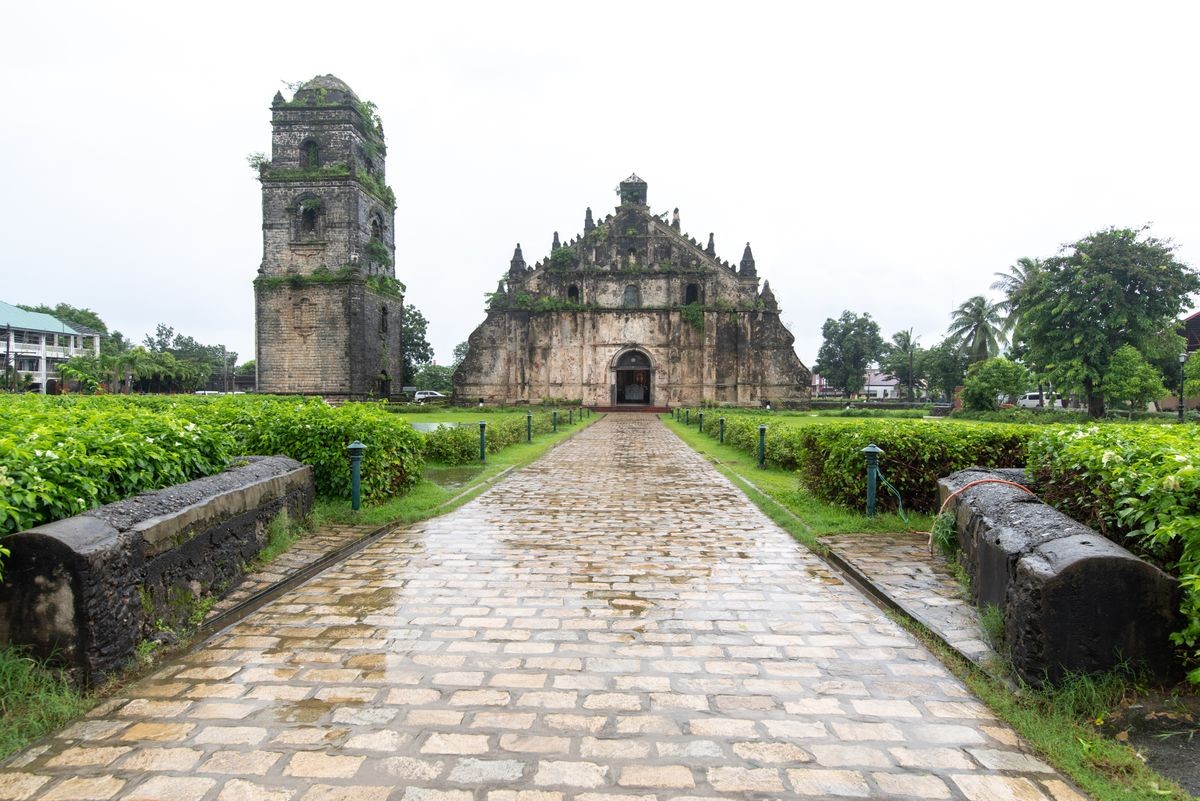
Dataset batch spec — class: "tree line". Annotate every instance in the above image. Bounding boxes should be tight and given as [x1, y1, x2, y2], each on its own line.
[812, 226, 1200, 418]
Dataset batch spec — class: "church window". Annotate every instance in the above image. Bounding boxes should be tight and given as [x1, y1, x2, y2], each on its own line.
[623, 285, 640, 308]
[380, 305, 389, 333]
[567, 285, 579, 302]
[685, 284, 700, 304]
[370, 218, 382, 241]
[616, 350, 651, 369]
[300, 139, 320, 170]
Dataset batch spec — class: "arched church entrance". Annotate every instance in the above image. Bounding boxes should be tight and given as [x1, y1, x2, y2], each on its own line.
[613, 349, 652, 405]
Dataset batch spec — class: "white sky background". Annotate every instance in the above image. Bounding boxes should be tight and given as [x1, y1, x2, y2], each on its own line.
[2, 1, 1198, 368]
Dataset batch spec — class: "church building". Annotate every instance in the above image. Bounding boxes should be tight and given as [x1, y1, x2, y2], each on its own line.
[253, 75, 404, 400]
[454, 175, 811, 407]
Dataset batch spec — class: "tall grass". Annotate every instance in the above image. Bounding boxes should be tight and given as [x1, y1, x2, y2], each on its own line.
[0, 647, 92, 758]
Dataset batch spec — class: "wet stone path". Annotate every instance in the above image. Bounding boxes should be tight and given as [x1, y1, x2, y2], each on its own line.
[1, 414, 1083, 801]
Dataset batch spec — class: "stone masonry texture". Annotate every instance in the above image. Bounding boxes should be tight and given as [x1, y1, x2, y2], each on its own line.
[0, 415, 1080, 800]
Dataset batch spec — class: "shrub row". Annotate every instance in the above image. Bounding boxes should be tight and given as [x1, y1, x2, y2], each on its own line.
[0, 395, 426, 534]
[686, 412, 1032, 512]
[1026, 424, 1200, 681]
[422, 411, 571, 465]
[0, 397, 232, 535]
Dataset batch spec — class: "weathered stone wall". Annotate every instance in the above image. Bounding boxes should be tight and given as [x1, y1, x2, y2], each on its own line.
[254, 76, 403, 400]
[938, 468, 1178, 684]
[0, 457, 314, 685]
[455, 176, 810, 407]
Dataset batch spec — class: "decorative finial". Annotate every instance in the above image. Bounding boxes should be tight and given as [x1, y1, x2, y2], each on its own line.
[584, 207, 595, 233]
[671, 208, 680, 230]
[760, 279, 777, 310]
[740, 242, 757, 278]
[552, 231, 561, 250]
[509, 243, 526, 275]
[272, 90, 285, 106]
[705, 233, 715, 257]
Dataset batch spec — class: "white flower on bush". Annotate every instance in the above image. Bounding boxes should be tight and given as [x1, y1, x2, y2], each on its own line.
[1101, 450, 1121, 466]
[1162, 474, 1182, 492]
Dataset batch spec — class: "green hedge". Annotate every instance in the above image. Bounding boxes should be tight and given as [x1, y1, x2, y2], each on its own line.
[687, 413, 1031, 512]
[1027, 424, 1200, 682]
[0, 395, 426, 534]
[0, 397, 233, 535]
[422, 411, 569, 465]
[790, 421, 1032, 513]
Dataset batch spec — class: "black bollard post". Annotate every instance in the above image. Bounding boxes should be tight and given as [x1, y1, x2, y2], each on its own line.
[862, 444, 883, 517]
[757, 424, 766, 468]
[719, 417, 725, 444]
[698, 411, 704, 432]
[479, 421, 487, 463]
[348, 440, 366, 511]
[526, 411, 532, 443]
[553, 410, 558, 432]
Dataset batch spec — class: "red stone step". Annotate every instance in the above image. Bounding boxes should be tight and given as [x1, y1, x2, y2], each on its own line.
[588, 406, 671, 413]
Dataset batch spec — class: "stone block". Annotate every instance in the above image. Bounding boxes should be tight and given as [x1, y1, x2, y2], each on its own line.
[938, 468, 1178, 684]
[0, 457, 314, 685]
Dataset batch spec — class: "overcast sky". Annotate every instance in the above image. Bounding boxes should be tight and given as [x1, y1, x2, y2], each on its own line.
[3, 1, 1198, 369]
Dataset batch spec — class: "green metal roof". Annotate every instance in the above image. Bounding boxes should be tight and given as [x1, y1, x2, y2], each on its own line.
[0, 300, 82, 335]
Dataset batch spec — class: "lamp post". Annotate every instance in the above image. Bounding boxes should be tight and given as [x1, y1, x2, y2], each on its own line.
[1180, 352, 1189, 424]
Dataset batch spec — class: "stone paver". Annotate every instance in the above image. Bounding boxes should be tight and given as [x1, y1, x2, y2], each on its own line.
[1, 414, 1083, 799]
[822, 532, 999, 666]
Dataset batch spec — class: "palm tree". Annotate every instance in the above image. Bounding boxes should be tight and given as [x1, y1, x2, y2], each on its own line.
[947, 296, 1006, 364]
[990, 257, 1042, 335]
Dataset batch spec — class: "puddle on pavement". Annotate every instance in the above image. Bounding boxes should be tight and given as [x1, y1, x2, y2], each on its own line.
[425, 465, 485, 488]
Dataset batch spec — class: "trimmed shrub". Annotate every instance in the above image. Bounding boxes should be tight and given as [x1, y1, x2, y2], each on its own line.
[791, 421, 1033, 513]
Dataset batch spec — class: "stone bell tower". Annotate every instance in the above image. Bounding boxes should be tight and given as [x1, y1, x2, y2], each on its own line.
[253, 74, 403, 400]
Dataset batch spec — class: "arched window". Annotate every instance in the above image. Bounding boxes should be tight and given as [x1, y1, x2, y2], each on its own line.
[623, 285, 640, 308]
[370, 218, 382, 241]
[380, 305, 389, 333]
[684, 283, 700, 304]
[300, 207, 318, 234]
[567, 285, 580, 302]
[300, 139, 320, 170]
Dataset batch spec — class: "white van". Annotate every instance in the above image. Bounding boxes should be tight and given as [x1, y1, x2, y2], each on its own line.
[1016, 392, 1063, 409]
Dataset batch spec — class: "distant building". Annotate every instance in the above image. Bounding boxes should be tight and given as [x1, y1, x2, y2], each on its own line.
[1, 300, 101, 393]
[810, 369, 906, 400]
[1182, 309, 1200, 353]
[454, 175, 810, 408]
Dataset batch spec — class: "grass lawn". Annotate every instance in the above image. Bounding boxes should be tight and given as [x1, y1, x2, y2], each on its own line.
[660, 413, 932, 547]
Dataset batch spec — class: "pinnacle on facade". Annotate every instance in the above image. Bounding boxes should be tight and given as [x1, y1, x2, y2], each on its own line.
[760, 279, 777, 309]
[552, 231, 561, 250]
[671, 208, 680, 230]
[584, 207, 595, 233]
[705, 233, 716, 257]
[509, 243, 526, 274]
[740, 242, 757, 277]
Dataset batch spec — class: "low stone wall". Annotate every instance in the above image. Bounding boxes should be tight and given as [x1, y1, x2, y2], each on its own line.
[0, 456, 314, 685]
[938, 468, 1178, 684]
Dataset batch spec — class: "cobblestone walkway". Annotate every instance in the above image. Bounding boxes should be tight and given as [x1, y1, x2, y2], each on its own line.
[1, 414, 1084, 801]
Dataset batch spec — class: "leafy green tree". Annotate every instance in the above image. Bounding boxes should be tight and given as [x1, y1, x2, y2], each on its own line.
[946, 295, 1007, 364]
[412, 364, 454, 393]
[961, 357, 1031, 412]
[990, 257, 1042, 335]
[923, 338, 969, 401]
[1018, 226, 1200, 418]
[879, 329, 925, 400]
[401, 304, 434, 386]
[452, 340, 470, 367]
[236, 359, 256, 377]
[813, 311, 884, 398]
[1101, 345, 1166, 412]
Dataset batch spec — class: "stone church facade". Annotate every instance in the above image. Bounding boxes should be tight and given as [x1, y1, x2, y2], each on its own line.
[253, 75, 404, 400]
[455, 176, 811, 407]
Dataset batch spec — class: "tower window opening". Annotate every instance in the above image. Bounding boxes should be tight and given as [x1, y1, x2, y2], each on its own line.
[371, 218, 382, 241]
[685, 284, 700, 304]
[381, 305, 389, 333]
[623, 285, 640, 308]
[567, 285, 579, 302]
[301, 139, 320, 170]
[300, 207, 318, 234]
